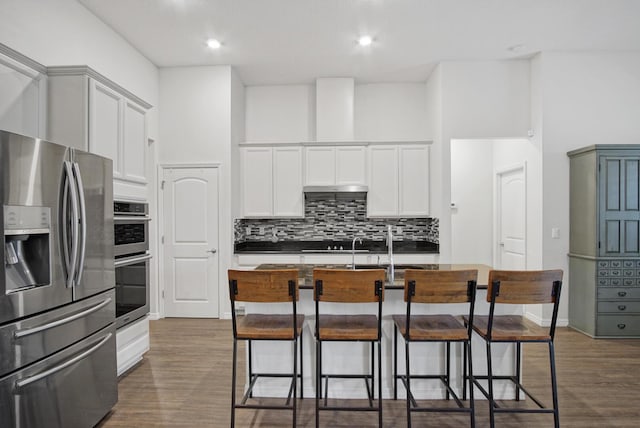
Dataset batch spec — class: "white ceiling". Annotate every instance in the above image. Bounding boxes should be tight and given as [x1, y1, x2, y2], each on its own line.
[78, 0, 640, 85]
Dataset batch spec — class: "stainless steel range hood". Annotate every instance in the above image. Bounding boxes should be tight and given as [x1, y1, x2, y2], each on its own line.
[303, 185, 368, 199]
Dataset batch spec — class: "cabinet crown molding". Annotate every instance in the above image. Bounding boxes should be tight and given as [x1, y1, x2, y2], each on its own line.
[240, 140, 433, 147]
[47, 65, 152, 109]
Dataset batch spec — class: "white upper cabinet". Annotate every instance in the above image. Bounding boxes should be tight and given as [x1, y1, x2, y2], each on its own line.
[0, 44, 47, 138]
[304, 145, 366, 186]
[48, 66, 151, 199]
[241, 146, 303, 218]
[368, 144, 430, 217]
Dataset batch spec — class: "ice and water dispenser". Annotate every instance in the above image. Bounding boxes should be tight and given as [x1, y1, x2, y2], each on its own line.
[3, 205, 51, 293]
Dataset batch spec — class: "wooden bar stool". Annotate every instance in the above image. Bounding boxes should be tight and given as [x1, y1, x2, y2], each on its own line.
[228, 269, 304, 428]
[313, 268, 385, 428]
[392, 269, 478, 427]
[465, 269, 563, 428]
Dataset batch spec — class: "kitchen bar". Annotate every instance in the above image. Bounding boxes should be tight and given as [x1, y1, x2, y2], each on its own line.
[243, 263, 520, 400]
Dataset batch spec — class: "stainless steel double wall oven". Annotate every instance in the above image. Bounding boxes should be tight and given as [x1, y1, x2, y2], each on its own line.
[0, 130, 117, 428]
[114, 200, 151, 329]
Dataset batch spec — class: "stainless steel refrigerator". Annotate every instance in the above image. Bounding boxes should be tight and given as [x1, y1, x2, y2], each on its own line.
[0, 130, 117, 428]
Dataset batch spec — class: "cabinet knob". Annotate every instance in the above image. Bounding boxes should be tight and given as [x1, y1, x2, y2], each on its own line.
[617, 323, 627, 329]
[618, 305, 627, 311]
[207, 249, 217, 254]
[618, 291, 627, 297]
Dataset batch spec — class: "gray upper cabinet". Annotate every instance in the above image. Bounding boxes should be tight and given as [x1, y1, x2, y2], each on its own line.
[599, 156, 640, 257]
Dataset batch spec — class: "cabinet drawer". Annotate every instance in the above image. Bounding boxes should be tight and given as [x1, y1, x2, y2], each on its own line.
[598, 287, 640, 299]
[597, 315, 640, 336]
[598, 301, 640, 313]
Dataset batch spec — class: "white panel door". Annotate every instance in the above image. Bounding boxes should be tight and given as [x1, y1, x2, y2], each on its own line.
[89, 80, 122, 178]
[368, 145, 399, 217]
[241, 147, 273, 217]
[399, 145, 430, 216]
[163, 167, 219, 318]
[336, 146, 366, 185]
[273, 146, 303, 217]
[305, 146, 336, 185]
[122, 100, 147, 183]
[497, 165, 526, 269]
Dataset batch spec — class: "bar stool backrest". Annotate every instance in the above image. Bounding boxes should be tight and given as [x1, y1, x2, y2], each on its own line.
[228, 269, 299, 303]
[486, 270, 563, 305]
[403, 269, 478, 304]
[313, 268, 385, 303]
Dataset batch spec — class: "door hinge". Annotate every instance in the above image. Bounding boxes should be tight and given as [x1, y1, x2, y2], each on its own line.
[161, 236, 165, 244]
[162, 290, 165, 299]
[161, 180, 165, 190]
[598, 241, 601, 248]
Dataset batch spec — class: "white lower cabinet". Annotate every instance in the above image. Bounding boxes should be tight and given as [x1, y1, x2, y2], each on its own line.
[368, 144, 430, 217]
[116, 316, 150, 376]
[241, 146, 303, 217]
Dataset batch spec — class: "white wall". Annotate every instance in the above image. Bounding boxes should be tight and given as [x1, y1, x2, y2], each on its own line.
[245, 85, 314, 142]
[159, 65, 234, 318]
[231, 69, 246, 220]
[539, 51, 640, 322]
[435, 60, 532, 264]
[354, 83, 428, 141]
[451, 140, 494, 265]
[0, 0, 159, 134]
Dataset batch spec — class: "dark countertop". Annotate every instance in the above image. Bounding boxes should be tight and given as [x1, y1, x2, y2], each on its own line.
[235, 240, 439, 254]
[255, 263, 491, 289]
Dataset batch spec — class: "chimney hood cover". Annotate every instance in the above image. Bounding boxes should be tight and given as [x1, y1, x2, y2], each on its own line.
[303, 185, 368, 199]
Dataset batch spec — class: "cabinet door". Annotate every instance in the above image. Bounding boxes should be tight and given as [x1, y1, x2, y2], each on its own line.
[89, 80, 122, 178]
[0, 53, 45, 138]
[368, 145, 398, 217]
[273, 147, 303, 217]
[122, 100, 147, 183]
[305, 146, 335, 185]
[241, 147, 273, 217]
[399, 145, 430, 216]
[336, 146, 366, 185]
[599, 155, 640, 256]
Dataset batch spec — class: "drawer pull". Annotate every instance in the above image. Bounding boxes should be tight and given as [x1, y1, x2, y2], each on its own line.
[618, 291, 627, 297]
[618, 305, 627, 311]
[617, 323, 626, 329]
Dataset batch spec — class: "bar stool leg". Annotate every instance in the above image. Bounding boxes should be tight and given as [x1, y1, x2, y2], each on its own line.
[549, 342, 560, 428]
[515, 342, 521, 401]
[293, 336, 298, 428]
[300, 330, 304, 399]
[486, 341, 495, 428]
[316, 340, 321, 428]
[371, 341, 375, 406]
[378, 339, 382, 428]
[230, 338, 238, 428]
[248, 339, 253, 398]
[467, 340, 476, 428]
[393, 326, 398, 400]
[405, 340, 411, 428]
[463, 340, 468, 400]
[445, 342, 451, 400]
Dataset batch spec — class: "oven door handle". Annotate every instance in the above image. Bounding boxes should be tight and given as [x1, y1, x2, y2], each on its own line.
[15, 332, 112, 389]
[115, 253, 153, 267]
[114, 216, 152, 222]
[14, 297, 113, 339]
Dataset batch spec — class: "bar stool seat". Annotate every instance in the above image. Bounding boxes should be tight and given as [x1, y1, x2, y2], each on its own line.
[468, 315, 551, 341]
[318, 314, 379, 340]
[392, 314, 469, 341]
[236, 314, 305, 340]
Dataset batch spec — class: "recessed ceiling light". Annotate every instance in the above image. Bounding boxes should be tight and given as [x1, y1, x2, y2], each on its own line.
[207, 39, 221, 49]
[358, 36, 373, 47]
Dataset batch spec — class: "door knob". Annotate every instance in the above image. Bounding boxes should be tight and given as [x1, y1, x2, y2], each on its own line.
[207, 249, 217, 254]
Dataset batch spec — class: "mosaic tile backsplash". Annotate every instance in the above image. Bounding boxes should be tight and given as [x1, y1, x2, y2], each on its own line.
[234, 197, 439, 243]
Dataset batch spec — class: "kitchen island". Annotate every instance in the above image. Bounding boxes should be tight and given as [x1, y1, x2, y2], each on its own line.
[244, 263, 519, 400]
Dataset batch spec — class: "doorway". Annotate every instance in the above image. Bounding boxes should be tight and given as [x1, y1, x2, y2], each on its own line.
[496, 164, 527, 269]
[160, 166, 220, 318]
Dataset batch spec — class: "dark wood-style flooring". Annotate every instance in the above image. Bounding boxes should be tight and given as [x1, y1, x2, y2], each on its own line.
[98, 319, 640, 427]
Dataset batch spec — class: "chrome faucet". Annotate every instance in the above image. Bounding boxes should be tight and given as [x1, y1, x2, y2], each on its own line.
[351, 236, 362, 269]
[387, 225, 394, 283]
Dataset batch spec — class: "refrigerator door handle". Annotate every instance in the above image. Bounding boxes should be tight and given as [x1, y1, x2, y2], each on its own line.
[14, 332, 113, 389]
[14, 297, 112, 339]
[64, 161, 80, 289]
[72, 162, 87, 286]
[61, 170, 71, 283]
